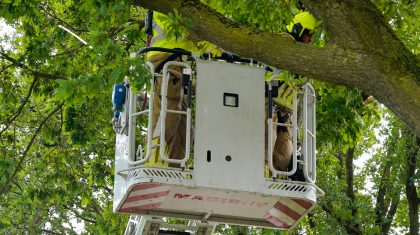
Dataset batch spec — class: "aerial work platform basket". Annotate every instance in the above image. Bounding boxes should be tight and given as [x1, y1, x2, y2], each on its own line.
[113, 48, 324, 232]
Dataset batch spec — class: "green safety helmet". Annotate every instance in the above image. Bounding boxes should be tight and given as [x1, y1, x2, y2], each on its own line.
[286, 12, 317, 37]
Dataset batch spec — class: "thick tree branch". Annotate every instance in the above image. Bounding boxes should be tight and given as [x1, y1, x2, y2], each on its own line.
[301, 0, 414, 64]
[0, 102, 65, 196]
[133, 0, 420, 136]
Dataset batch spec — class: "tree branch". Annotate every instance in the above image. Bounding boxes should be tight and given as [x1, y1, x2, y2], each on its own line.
[52, 47, 83, 58]
[375, 159, 391, 224]
[381, 193, 400, 235]
[321, 203, 362, 234]
[0, 102, 65, 196]
[41, 229, 64, 235]
[336, 152, 344, 180]
[0, 50, 65, 80]
[0, 75, 40, 138]
[39, 3, 86, 33]
[63, 205, 97, 224]
[0, 62, 14, 75]
[89, 197, 104, 214]
[12, 180, 23, 194]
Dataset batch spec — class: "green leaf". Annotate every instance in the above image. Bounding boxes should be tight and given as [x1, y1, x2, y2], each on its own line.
[81, 196, 89, 208]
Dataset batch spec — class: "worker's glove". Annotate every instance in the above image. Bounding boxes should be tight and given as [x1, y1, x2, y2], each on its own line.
[273, 82, 296, 111]
[196, 41, 223, 56]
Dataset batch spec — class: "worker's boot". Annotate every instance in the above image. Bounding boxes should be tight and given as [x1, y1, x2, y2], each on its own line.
[287, 154, 305, 182]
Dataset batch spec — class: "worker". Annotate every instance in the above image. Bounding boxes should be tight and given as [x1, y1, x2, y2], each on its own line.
[145, 11, 220, 167]
[269, 11, 317, 180]
[285, 11, 317, 44]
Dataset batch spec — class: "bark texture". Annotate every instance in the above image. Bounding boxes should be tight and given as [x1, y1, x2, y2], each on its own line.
[374, 150, 400, 235]
[134, 0, 420, 136]
[406, 135, 419, 235]
[345, 147, 362, 234]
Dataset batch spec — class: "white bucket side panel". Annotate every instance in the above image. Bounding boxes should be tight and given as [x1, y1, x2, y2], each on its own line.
[194, 60, 266, 192]
[113, 134, 129, 211]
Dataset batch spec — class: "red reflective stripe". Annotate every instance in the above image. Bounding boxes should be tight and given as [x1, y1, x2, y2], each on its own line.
[263, 213, 291, 228]
[274, 202, 301, 221]
[291, 198, 313, 209]
[131, 183, 161, 191]
[119, 202, 162, 213]
[125, 190, 169, 203]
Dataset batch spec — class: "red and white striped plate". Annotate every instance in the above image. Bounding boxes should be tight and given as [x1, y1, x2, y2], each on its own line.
[263, 198, 313, 228]
[119, 183, 171, 213]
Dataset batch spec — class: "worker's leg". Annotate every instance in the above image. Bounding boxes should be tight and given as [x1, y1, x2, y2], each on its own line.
[264, 99, 278, 174]
[272, 108, 293, 171]
[274, 108, 306, 181]
[166, 105, 187, 168]
[148, 53, 186, 167]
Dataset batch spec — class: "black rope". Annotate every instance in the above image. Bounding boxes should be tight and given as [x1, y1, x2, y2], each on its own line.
[135, 47, 258, 64]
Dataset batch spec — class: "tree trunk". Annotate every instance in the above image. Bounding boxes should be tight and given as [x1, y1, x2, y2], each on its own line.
[406, 135, 419, 235]
[345, 147, 362, 234]
[381, 195, 400, 235]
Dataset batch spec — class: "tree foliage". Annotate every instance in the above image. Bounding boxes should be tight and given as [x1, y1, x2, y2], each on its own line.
[0, 0, 418, 234]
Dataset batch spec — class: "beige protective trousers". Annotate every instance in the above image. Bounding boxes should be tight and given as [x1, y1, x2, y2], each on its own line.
[271, 109, 293, 171]
[148, 53, 186, 168]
